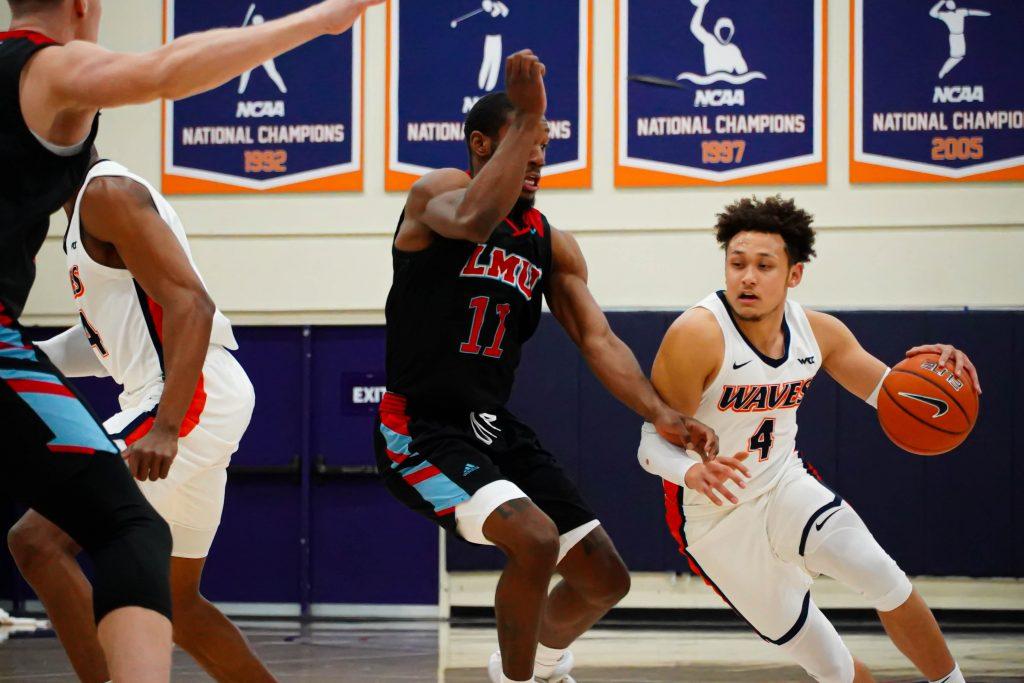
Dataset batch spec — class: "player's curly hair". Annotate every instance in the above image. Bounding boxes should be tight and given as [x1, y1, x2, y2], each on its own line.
[715, 195, 817, 265]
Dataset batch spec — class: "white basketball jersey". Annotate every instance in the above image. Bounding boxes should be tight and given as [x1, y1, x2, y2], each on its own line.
[64, 160, 237, 406]
[686, 291, 821, 511]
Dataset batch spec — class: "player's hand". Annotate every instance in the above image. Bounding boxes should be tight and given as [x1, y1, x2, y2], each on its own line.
[314, 0, 384, 36]
[653, 410, 720, 462]
[905, 343, 981, 394]
[127, 424, 178, 482]
[505, 49, 546, 119]
[683, 452, 750, 506]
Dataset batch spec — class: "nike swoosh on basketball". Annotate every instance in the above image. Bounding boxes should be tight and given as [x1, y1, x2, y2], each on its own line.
[897, 392, 949, 418]
[732, 360, 752, 370]
[815, 508, 841, 531]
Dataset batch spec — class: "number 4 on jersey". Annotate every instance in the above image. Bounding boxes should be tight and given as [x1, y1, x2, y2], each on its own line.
[79, 310, 109, 358]
[748, 417, 775, 462]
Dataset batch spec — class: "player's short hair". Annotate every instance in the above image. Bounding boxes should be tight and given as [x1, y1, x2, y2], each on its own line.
[464, 92, 515, 164]
[7, 0, 63, 14]
[715, 195, 817, 265]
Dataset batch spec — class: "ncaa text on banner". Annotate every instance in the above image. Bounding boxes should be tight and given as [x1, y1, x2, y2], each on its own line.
[385, 0, 592, 191]
[852, 0, 1024, 183]
[162, 0, 363, 194]
[615, 0, 827, 187]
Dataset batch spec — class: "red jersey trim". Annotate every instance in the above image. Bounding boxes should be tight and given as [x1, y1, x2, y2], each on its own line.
[0, 30, 57, 45]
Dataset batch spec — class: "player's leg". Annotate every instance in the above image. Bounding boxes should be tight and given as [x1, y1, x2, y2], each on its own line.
[801, 509, 960, 682]
[533, 525, 629, 680]
[472, 491, 562, 682]
[7, 511, 109, 683]
[775, 599, 870, 683]
[774, 470, 962, 683]
[541, 526, 629, 648]
[376, 394, 558, 683]
[484, 416, 628, 681]
[1, 365, 173, 681]
[25, 452, 173, 683]
[169, 555, 276, 682]
[158, 458, 275, 683]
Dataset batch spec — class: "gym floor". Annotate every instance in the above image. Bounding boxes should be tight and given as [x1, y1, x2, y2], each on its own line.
[1, 620, 1022, 682]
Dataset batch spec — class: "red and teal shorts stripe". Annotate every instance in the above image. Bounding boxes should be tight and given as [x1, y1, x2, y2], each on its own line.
[378, 392, 471, 517]
[1, 323, 117, 456]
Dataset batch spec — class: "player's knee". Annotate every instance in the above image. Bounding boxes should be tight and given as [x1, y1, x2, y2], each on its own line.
[588, 554, 631, 608]
[7, 517, 66, 576]
[502, 515, 560, 570]
[90, 502, 173, 624]
[806, 510, 911, 612]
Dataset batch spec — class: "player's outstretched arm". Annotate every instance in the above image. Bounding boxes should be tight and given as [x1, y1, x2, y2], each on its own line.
[27, 0, 382, 110]
[811, 310, 982, 401]
[78, 176, 215, 482]
[966, 9, 991, 16]
[807, 310, 889, 402]
[402, 51, 547, 246]
[546, 228, 719, 459]
[35, 325, 110, 379]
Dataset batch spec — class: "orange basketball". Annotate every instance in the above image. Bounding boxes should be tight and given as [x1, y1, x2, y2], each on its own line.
[877, 353, 979, 456]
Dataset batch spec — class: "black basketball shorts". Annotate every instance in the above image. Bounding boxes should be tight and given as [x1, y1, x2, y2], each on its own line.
[374, 392, 596, 542]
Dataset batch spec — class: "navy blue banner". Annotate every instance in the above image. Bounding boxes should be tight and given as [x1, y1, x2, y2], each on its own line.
[853, 0, 1024, 182]
[616, 0, 825, 186]
[164, 0, 362, 193]
[387, 0, 590, 190]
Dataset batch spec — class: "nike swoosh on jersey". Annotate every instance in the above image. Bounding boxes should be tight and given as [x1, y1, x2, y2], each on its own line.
[897, 392, 949, 418]
[815, 508, 841, 531]
[732, 360, 752, 370]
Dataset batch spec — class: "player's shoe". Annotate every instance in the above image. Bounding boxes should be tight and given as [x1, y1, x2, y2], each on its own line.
[487, 650, 577, 683]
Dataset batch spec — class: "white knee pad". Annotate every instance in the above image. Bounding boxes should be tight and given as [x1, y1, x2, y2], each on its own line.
[454, 480, 529, 545]
[803, 505, 913, 612]
[778, 601, 855, 683]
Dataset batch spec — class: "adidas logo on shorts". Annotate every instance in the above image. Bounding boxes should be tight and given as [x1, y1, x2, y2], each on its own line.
[463, 463, 480, 476]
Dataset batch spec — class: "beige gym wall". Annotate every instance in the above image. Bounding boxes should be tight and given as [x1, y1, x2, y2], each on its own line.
[7, 0, 1023, 326]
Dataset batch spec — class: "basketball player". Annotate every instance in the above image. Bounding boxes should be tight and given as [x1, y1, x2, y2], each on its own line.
[377, 51, 719, 683]
[8, 153, 270, 682]
[638, 196, 979, 683]
[1, 0, 379, 679]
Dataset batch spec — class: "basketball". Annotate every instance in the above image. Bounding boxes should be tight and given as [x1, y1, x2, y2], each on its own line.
[877, 353, 979, 456]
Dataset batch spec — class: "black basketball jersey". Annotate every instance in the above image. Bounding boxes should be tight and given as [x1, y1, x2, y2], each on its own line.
[385, 207, 553, 413]
[0, 30, 98, 320]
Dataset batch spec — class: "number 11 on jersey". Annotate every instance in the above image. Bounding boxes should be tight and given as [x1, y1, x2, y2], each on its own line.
[460, 296, 510, 359]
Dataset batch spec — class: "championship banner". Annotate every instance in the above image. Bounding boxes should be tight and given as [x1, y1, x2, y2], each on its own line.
[162, 1, 363, 194]
[385, 0, 591, 191]
[852, 0, 1024, 183]
[615, 0, 826, 187]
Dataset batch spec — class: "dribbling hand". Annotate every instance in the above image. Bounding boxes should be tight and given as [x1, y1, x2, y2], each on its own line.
[905, 342, 981, 393]
[505, 50, 547, 119]
[683, 452, 750, 506]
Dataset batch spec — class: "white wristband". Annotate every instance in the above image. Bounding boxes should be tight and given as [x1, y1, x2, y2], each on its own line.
[866, 367, 891, 408]
[637, 423, 700, 487]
